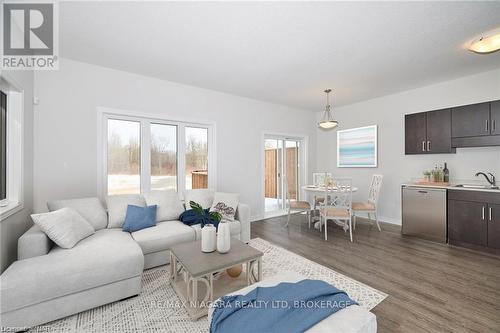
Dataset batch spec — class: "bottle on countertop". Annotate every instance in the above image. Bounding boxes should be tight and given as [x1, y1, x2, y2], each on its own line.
[432, 164, 439, 182]
[443, 162, 449, 183]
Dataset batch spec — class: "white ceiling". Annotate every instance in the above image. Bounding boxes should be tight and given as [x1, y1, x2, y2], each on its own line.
[60, 1, 500, 111]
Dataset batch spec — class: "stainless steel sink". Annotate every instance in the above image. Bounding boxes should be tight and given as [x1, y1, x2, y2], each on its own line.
[454, 184, 499, 190]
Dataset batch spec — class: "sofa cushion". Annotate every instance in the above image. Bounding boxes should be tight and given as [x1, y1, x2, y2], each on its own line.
[143, 190, 184, 222]
[123, 205, 157, 232]
[191, 220, 241, 240]
[0, 229, 143, 314]
[31, 208, 95, 249]
[47, 197, 108, 230]
[184, 189, 214, 209]
[106, 194, 146, 228]
[210, 192, 239, 221]
[131, 220, 195, 254]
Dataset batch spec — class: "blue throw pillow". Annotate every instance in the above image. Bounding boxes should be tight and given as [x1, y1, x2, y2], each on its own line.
[122, 205, 157, 232]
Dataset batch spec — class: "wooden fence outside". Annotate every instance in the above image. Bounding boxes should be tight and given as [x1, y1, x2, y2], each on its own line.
[265, 147, 298, 200]
[192, 170, 208, 189]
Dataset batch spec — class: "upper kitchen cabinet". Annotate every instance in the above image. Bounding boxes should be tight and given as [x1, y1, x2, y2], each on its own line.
[451, 100, 500, 147]
[427, 109, 454, 153]
[405, 99, 500, 153]
[451, 102, 490, 138]
[405, 109, 455, 155]
[405, 112, 427, 154]
[491, 100, 500, 136]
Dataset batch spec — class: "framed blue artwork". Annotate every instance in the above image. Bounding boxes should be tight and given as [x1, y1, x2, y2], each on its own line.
[337, 125, 377, 168]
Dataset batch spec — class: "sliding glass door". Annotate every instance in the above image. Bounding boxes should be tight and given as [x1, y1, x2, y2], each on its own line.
[264, 136, 303, 213]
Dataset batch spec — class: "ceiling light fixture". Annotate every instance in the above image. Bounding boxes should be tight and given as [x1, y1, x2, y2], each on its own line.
[318, 89, 338, 130]
[468, 31, 500, 54]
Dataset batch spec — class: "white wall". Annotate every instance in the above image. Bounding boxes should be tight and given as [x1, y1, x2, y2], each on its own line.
[0, 70, 34, 273]
[317, 69, 500, 224]
[33, 58, 317, 219]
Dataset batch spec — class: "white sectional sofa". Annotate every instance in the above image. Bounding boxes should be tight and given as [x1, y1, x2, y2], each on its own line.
[0, 190, 250, 330]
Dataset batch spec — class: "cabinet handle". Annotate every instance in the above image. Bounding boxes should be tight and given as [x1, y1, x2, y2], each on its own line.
[490, 207, 493, 221]
[422, 141, 426, 152]
[486, 120, 489, 132]
[482, 206, 485, 220]
[427, 141, 431, 151]
[494, 120, 497, 133]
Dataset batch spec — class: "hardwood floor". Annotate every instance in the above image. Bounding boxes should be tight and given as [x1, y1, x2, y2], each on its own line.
[251, 214, 500, 333]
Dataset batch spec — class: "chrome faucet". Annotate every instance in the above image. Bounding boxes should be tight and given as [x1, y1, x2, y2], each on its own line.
[475, 172, 496, 186]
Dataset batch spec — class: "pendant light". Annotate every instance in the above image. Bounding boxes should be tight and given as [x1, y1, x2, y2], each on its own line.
[318, 89, 338, 129]
[468, 32, 500, 54]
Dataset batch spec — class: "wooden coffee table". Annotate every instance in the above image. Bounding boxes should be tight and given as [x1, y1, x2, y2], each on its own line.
[169, 238, 263, 320]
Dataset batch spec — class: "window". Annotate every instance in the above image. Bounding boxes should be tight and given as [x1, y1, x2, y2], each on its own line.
[102, 110, 213, 196]
[185, 127, 208, 190]
[1, 90, 6, 201]
[151, 123, 177, 191]
[0, 76, 24, 218]
[107, 119, 141, 195]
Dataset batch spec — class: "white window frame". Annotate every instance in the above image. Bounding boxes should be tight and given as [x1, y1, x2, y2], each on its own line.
[0, 74, 24, 219]
[97, 107, 216, 199]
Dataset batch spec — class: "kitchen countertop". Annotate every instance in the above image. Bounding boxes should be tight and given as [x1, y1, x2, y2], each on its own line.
[402, 183, 500, 193]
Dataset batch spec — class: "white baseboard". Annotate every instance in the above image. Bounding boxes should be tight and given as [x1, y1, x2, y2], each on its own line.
[250, 214, 264, 222]
[378, 215, 401, 225]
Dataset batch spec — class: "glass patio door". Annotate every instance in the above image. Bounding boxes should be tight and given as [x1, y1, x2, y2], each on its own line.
[264, 137, 302, 213]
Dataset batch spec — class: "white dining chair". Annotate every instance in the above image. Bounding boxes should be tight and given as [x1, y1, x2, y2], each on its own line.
[318, 178, 353, 241]
[312, 172, 332, 209]
[352, 174, 383, 231]
[284, 175, 312, 228]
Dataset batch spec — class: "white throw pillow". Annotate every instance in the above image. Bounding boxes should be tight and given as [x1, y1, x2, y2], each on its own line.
[47, 197, 108, 230]
[31, 207, 95, 249]
[106, 194, 146, 228]
[184, 189, 215, 209]
[210, 192, 239, 221]
[143, 190, 184, 222]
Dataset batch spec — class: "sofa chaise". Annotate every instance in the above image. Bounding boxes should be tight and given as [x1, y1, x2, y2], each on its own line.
[0, 189, 250, 330]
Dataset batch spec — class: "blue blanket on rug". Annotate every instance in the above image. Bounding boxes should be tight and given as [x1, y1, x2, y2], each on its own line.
[210, 279, 357, 333]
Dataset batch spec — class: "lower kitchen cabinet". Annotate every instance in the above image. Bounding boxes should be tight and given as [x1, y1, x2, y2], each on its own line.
[448, 200, 487, 247]
[448, 190, 500, 252]
[487, 204, 500, 249]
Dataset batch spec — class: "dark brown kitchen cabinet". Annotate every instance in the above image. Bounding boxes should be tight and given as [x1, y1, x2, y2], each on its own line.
[448, 199, 487, 247]
[487, 204, 500, 249]
[448, 190, 500, 252]
[451, 100, 500, 147]
[451, 102, 490, 138]
[405, 112, 427, 154]
[426, 109, 453, 153]
[491, 100, 500, 136]
[405, 109, 454, 154]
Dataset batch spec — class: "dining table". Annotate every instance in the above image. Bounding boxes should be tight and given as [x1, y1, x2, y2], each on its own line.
[301, 184, 358, 195]
[301, 184, 358, 208]
[301, 184, 359, 229]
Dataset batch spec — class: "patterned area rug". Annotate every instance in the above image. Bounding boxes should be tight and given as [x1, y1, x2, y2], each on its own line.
[33, 238, 387, 332]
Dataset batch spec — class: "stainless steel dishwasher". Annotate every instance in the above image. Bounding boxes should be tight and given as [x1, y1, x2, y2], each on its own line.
[402, 186, 447, 243]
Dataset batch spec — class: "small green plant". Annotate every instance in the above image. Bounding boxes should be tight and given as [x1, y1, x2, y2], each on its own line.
[190, 201, 222, 224]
